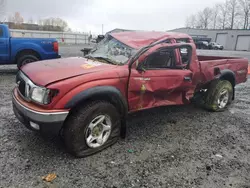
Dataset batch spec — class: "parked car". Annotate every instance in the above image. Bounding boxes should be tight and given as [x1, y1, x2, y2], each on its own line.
[195, 41, 209, 49]
[90, 35, 105, 44]
[0, 24, 61, 69]
[12, 31, 248, 157]
[208, 42, 224, 50]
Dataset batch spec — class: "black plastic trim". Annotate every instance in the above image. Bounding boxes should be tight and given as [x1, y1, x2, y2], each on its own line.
[219, 69, 236, 86]
[64, 86, 128, 116]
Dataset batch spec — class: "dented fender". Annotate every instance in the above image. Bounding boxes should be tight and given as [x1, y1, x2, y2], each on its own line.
[64, 86, 128, 116]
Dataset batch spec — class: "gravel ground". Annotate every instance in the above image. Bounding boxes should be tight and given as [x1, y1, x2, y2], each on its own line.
[0, 45, 250, 188]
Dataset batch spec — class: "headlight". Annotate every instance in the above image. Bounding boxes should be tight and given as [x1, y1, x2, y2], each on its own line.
[31, 87, 58, 104]
[31, 87, 47, 104]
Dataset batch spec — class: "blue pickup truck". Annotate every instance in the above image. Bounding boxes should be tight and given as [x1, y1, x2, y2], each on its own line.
[0, 24, 60, 68]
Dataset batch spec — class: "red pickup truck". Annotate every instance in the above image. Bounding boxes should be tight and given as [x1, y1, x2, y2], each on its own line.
[12, 31, 248, 157]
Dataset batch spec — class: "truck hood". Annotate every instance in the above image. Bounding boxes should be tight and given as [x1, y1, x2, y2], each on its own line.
[21, 57, 117, 86]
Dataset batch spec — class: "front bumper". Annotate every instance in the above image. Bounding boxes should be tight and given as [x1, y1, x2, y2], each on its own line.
[12, 88, 69, 136]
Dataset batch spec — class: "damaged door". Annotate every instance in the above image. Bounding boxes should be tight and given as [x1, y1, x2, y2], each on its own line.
[128, 44, 196, 111]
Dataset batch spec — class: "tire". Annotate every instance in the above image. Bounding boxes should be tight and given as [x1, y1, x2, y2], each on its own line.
[17, 55, 39, 69]
[63, 101, 121, 158]
[204, 80, 233, 112]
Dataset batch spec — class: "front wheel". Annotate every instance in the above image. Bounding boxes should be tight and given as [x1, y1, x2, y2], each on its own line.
[63, 101, 121, 158]
[205, 80, 233, 112]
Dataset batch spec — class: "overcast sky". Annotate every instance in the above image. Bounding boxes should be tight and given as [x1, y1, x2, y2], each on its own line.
[5, 0, 225, 34]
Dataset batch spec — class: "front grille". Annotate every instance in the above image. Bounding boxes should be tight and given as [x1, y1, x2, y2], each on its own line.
[18, 78, 26, 97]
[16, 72, 26, 97]
[16, 71, 34, 100]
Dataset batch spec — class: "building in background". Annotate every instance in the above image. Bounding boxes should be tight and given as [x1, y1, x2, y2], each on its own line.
[169, 28, 250, 51]
[106, 28, 135, 34]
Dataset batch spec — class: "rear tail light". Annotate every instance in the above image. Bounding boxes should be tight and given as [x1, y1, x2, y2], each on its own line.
[53, 41, 59, 53]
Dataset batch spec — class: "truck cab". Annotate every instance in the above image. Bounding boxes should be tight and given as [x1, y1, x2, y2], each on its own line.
[0, 24, 60, 68]
[0, 24, 10, 64]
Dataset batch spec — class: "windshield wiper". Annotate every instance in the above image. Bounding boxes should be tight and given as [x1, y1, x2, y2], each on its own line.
[93, 56, 119, 65]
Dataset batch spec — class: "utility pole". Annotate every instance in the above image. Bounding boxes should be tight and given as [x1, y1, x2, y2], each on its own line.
[102, 24, 104, 35]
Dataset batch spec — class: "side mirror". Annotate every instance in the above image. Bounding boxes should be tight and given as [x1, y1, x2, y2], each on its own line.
[136, 60, 146, 72]
[137, 66, 146, 73]
[81, 48, 92, 56]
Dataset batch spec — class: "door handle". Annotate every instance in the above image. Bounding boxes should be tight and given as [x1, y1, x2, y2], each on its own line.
[184, 77, 192, 81]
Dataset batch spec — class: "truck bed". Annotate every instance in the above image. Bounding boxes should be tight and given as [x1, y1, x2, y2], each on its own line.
[197, 55, 249, 85]
[197, 55, 242, 62]
[9, 37, 59, 62]
[198, 55, 241, 61]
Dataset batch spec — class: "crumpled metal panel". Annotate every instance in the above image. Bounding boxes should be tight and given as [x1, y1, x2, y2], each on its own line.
[128, 69, 196, 112]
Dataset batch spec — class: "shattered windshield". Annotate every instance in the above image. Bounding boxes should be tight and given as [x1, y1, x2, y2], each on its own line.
[88, 35, 137, 65]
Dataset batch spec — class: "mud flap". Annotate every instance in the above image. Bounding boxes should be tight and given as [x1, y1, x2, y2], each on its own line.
[190, 90, 207, 108]
[120, 118, 126, 139]
[232, 87, 235, 101]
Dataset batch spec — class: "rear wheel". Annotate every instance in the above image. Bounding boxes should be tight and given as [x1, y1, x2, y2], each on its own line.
[204, 80, 233, 112]
[63, 101, 121, 158]
[17, 54, 39, 69]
